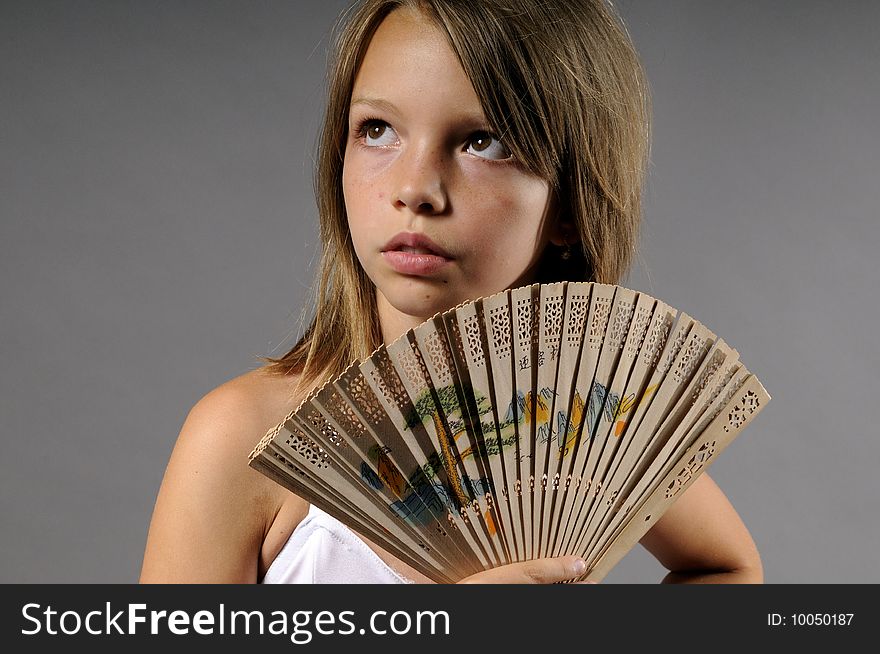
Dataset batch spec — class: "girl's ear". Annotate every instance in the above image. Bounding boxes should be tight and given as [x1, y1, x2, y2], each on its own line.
[549, 217, 579, 247]
[545, 190, 580, 247]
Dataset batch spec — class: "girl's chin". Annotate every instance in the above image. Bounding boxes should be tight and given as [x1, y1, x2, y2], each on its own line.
[388, 296, 459, 321]
[379, 286, 466, 319]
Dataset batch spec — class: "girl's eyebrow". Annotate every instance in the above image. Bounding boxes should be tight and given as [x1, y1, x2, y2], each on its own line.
[350, 96, 488, 126]
[350, 96, 400, 115]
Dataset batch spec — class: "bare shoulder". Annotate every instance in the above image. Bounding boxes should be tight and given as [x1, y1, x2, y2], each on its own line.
[170, 367, 301, 496]
[140, 367, 309, 582]
[193, 367, 302, 447]
[188, 370, 296, 467]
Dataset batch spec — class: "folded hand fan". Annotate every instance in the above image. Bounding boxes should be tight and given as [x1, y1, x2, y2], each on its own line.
[249, 282, 770, 583]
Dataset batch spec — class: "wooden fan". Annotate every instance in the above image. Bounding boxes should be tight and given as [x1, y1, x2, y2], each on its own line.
[249, 282, 770, 583]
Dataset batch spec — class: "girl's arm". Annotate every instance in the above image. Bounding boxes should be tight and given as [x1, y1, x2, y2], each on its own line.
[461, 473, 762, 584]
[139, 383, 287, 583]
[140, 379, 593, 585]
[639, 472, 763, 583]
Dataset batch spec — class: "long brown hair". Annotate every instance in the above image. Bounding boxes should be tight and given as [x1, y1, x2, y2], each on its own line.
[259, 0, 651, 396]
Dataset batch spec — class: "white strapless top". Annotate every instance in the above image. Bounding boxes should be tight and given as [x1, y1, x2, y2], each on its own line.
[260, 504, 414, 584]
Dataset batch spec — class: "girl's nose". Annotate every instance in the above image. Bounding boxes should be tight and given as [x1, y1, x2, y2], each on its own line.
[391, 146, 449, 215]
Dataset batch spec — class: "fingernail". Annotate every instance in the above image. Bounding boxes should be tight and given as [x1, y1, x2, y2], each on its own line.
[573, 558, 586, 575]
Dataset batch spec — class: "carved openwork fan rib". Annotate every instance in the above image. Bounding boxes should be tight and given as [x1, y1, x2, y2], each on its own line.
[249, 282, 770, 583]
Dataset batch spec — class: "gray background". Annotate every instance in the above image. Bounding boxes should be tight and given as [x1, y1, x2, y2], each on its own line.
[2, 0, 877, 583]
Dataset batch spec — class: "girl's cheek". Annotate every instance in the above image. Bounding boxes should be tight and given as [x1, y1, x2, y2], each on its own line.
[351, 148, 396, 182]
[343, 170, 384, 225]
[343, 149, 382, 191]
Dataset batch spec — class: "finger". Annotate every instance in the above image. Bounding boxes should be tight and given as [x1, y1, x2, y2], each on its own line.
[459, 556, 586, 584]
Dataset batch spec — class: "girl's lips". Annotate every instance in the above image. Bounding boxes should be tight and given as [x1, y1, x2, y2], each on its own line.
[381, 250, 452, 276]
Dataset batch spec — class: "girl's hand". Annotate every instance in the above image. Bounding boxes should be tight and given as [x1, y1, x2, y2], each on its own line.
[456, 556, 595, 584]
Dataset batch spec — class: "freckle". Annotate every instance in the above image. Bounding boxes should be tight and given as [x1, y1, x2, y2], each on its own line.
[377, 192, 384, 200]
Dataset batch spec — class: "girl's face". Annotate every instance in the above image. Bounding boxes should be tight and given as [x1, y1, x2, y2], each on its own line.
[343, 8, 564, 340]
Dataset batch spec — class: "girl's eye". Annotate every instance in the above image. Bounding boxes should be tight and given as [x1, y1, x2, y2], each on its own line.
[356, 119, 398, 147]
[466, 132, 512, 161]
[354, 118, 512, 161]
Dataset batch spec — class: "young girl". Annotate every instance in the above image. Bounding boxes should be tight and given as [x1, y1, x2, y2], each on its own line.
[140, 0, 762, 584]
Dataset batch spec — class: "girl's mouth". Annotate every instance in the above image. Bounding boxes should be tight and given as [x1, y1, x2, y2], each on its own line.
[381, 250, 452, 276]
